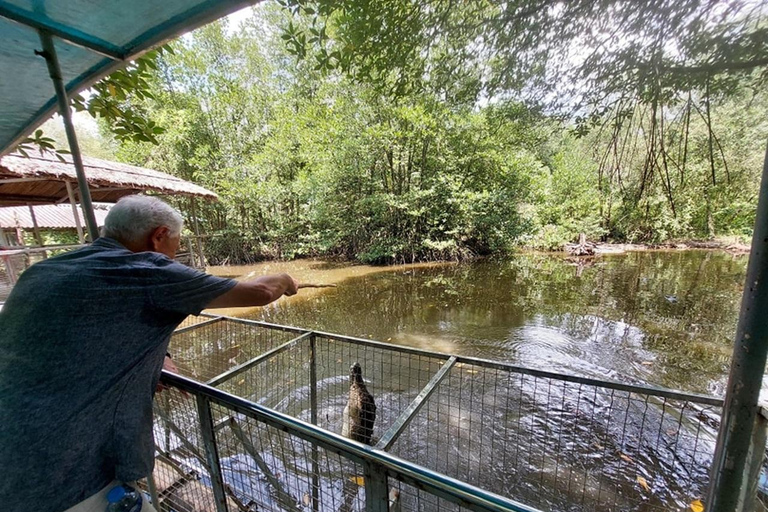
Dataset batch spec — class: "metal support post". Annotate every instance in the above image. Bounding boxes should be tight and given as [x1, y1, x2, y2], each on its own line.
[743, 407, 768, 512]
[146, 471, 161, 510]
[196, 395, 229, 512]
[364, 461, 390, 512]
[707, 142, 768, 511]
[309, 334, 320, 512]
[37, 31, 99, 241]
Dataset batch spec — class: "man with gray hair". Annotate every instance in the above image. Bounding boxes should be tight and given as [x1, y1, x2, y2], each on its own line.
[0, 195, 298, 512]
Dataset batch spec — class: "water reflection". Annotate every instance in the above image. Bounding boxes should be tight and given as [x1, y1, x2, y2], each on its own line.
[220, 251, 747, 397]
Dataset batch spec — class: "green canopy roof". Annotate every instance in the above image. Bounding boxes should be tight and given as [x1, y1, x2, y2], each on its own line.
[0, 0, 256, 156]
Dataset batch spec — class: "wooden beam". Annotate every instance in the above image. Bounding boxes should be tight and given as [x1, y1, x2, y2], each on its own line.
[0, 177, 57, 185]
[0, 194, 71, 204]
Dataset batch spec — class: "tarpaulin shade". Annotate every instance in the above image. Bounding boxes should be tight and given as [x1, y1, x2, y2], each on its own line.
[0, 0, 256, 155]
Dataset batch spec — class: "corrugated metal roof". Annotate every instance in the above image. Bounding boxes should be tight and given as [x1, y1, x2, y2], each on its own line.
[0, 203, 110, 229]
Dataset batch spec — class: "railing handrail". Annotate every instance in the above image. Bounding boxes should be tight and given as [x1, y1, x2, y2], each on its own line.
[160, 370, 543, 512]
[192, 313, 724, 407]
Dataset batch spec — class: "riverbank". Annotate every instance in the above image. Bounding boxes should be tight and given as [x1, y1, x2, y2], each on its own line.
[589, 237, 751, 255]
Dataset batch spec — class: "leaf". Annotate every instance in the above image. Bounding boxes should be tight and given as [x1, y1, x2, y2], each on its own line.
[620, 453, 634, 463]
[637, 476, 650, 491]
[690, 499, 704, 512]
[349, 476, 365, 486]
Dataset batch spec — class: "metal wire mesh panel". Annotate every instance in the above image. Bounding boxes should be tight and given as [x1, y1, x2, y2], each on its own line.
[386, 362, 720, 512]
[312, 336, 447, 440]
[216, 337, 313, 416]
[209, 402, 367, 512]
[170, 320, 298, 382]
[0, 251, 46, 300]
[388, 478, 469, 512]
[156, 319, 729, 512]
[150, 388, 220, 512]
[176, 315, 220, 331]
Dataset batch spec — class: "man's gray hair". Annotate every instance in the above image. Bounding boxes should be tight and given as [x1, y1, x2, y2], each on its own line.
[103, 195, 184, 243]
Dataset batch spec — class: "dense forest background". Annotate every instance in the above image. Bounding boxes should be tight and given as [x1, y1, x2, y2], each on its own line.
[41, 3, 768, 264]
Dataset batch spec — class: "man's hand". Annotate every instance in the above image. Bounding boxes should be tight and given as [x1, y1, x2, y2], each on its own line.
[206, 273, 299, 308]
[282, 273, 299, 296]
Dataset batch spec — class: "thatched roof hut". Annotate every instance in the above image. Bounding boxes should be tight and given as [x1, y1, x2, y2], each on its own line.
[0, 152, 216, 206]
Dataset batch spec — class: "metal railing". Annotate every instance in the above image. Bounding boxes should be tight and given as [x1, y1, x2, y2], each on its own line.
[151, 314, 737, 512]
[0, 236, 203, 300]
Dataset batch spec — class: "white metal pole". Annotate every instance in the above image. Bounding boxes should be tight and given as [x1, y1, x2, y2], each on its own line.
[37, 31, 99, 241]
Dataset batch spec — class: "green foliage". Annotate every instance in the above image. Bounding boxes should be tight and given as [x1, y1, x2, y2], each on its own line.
[109, 6, 766, 264]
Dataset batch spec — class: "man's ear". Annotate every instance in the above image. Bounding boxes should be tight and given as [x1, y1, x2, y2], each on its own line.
[149, 226, 170, 252]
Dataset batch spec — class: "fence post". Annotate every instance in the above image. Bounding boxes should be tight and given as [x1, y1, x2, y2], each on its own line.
[364, 461, 389, 512]
[197, 395, 229, 512]
[708, 143, 768, 511]
[310, 333, 320, 512]
[146, 471, 161, 510]
[743, 406, 768, 511]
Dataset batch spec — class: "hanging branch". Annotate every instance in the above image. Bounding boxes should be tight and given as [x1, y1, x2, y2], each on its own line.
[658, 103, 677, 217]
[690, 99, 732, 187]
[680, 92, 692, 188]
[705, 76, 717, 186]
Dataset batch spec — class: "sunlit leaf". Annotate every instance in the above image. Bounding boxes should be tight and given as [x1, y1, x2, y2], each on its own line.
[637, 476, 650, 492]
[690, 499, 704, 512]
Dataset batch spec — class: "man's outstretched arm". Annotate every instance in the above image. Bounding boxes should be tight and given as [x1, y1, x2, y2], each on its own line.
[206, 273, 298, 309]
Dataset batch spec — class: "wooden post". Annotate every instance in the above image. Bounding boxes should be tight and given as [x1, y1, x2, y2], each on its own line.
[65, 181, 85, 244]
[190, 197, 205, 268]
[185, 237, 196, 268]
[2, 253, 17, 285]
[27, 204, 46, 260]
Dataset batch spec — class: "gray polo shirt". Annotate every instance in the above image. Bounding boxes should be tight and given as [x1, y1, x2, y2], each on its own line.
[0, 237, 236, 512]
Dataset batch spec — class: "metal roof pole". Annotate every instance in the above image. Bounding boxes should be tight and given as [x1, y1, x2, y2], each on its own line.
[36, 31, 99, 241]
[707, 141, 768, 511]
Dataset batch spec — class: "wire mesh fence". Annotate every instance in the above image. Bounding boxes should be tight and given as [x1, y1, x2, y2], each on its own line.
[170, 317, 299, 383]
[152, 316, 731, 512]
[149, 387, 221, 512]
[385, 361, 720, 512]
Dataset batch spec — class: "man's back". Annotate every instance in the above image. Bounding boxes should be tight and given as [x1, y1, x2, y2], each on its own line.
[0, 238, 234, 512]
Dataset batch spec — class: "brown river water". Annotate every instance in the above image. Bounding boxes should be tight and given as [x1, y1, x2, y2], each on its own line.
[190, 250, 764, 512]
[207, 250, 747, 398]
